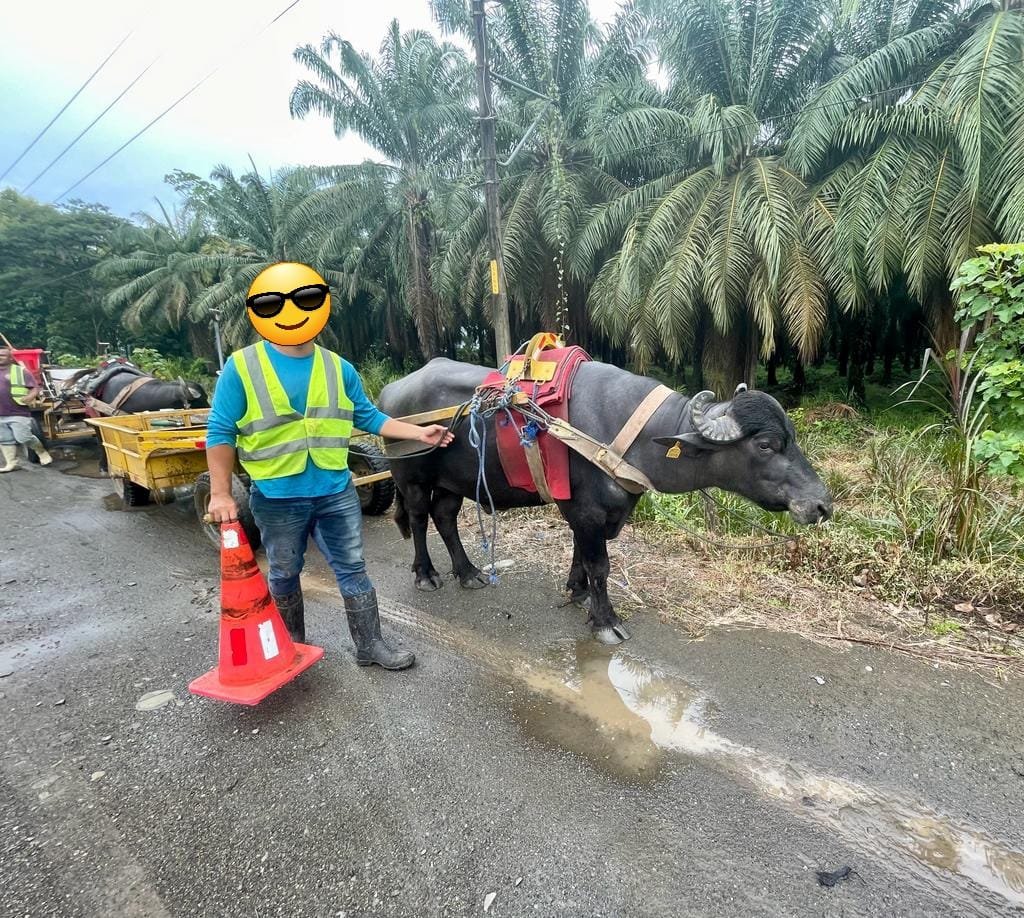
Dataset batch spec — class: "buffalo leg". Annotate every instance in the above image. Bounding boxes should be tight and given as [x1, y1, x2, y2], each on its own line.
[571, 524, 630, 645]
[430, 487, 489, 589]
[565, 536, 589, 604]
[404, 482, 444, 591]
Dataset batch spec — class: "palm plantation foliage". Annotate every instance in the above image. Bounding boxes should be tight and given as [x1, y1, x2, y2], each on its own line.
[290, 23, 475, 359]
[9, 0, 1024, 402]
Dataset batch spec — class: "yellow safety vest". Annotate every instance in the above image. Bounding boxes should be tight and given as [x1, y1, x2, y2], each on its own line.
[232, 342, 354, 480]
[7, 364, 30, 405]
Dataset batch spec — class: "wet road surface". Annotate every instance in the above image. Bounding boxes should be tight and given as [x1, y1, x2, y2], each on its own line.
[2, 458, 1024, 917]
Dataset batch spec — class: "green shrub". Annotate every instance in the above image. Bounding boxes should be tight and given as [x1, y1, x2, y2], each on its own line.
[54, 353, 102, 368]
[635, 416, 1024, 616]
[126, 347, 213, 393]
[358, 355, 402, 401]
[951, 243, 1024, 479]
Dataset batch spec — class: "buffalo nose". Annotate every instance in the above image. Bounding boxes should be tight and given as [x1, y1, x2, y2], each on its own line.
[816, 501, 833, 522]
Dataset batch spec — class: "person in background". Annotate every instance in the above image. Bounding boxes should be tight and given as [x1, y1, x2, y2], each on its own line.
[0, 346, 52, 472]
[204, 262, 453, 671]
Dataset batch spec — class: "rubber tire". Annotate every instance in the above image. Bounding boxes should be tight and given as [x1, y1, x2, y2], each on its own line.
[194, 471, 262, 551]
[120, 477, 151, 508]
[349, 441, 394, 516]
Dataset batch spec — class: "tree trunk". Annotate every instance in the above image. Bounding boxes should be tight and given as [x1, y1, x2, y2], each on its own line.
[865, 308, 879, 377]
[407, 202, 439, 361]
[186, 321, 217, 365]
[902, 318, 917, 372]
[882, 310, 898, 386]
[845, 312, 868, 407]
[766, 350, 778, 387]
[927, 287, 958, 355]
[792, 358, 806, 397]
[703, 314, 755, 398]
[691, 313, 706, 392]
[742, 322, 759, 390]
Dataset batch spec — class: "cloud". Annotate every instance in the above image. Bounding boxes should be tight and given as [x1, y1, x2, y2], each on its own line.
[0, 0, 623, 216]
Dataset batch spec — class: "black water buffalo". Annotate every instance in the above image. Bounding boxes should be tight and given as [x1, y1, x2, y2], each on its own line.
[67, 364, 208, 412]
[378, 358, 832, 644]
[98, 370, 208, 412]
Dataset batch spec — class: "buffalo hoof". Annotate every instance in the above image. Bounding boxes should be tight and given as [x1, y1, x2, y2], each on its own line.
[459, 571, 490, 589]
[592, 623, 631, 645]
[415, 572, 444, 592]
[567, 592, 590, 610]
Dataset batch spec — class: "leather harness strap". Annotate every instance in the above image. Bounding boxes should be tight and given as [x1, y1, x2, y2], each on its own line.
[542, 384, 674, 495]
[609, 384, 674, 458]
[522, 440, 555, 503]
[109, 375, 157, 412]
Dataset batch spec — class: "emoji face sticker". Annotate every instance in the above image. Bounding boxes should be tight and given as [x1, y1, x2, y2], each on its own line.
[246, 262, 331, 346]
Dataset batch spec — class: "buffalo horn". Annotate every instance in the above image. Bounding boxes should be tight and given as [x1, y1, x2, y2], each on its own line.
[690, 390, 743, 443]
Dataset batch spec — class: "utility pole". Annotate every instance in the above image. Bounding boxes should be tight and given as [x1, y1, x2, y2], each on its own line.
[471, 0, 512, 362]
[211, 308, 225, 371]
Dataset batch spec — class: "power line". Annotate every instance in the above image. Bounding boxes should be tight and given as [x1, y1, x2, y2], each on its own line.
[0, 32, 133, 183]
[53, 0, 304, 204]
[22, 56, 162, 194]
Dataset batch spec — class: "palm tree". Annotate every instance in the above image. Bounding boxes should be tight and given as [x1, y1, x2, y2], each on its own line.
[97, 206, 221, 360]
[432, 0, 650, 357]
[289, 22, 474, 359]
[573, 0, 854, 392]
[178, 164, 377, 352]
[97, 165, 410, 361]
[790, 0, 1024, 351]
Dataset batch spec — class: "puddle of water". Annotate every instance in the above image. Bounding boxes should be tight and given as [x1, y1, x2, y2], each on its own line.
[60, 458, 107, 479]
[366, 593, 1024, 913]
[544, 638, 1024, 914]
[513, 641, 679, 781]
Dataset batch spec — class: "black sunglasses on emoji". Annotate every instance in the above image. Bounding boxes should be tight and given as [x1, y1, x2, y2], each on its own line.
[246, 284, 330, 319]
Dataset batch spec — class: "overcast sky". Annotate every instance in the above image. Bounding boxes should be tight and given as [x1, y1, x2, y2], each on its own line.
[0, 0, 623, 218]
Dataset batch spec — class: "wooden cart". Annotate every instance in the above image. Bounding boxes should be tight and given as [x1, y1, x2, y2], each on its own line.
[28, 367, 94, 445]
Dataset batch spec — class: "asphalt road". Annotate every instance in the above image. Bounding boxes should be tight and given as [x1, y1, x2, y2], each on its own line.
[2, 455, 1024, 918]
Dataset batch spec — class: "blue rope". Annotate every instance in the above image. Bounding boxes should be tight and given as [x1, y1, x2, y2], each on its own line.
[519, 419, 541, 447]
[467, 395, 500, 585]
[465, 373, 552, 586]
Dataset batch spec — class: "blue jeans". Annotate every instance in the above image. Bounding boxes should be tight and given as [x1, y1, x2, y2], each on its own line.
[249, 483, 372, 599]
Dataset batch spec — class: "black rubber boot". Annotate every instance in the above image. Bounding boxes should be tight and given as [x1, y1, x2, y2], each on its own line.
[344, 589, 415, 670]
[273, 590, 306, 644]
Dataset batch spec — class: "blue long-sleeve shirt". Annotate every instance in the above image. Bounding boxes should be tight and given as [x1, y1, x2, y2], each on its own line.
[206, 344, 390, 498]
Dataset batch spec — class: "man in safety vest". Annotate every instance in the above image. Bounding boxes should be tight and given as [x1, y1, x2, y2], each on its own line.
[0, 346, 52, 472]
[205, 262, 452, 670]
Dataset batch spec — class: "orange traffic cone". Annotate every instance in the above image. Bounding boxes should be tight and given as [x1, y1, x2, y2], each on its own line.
[189, 521, 324, 705]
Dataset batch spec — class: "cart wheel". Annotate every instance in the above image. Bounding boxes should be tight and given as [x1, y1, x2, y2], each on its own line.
[120, 477, 151, 508]
[194, 471, 262, 551]
[349, 441, 394, 516]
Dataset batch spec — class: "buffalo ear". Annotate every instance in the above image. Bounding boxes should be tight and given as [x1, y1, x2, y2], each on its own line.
[653, 433, 728, 456]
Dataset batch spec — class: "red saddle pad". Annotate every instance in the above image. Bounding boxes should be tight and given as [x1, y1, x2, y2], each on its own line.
[478, 346, 590, 501]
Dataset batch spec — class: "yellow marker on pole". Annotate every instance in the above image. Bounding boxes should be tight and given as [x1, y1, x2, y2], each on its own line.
[490, 259, 500, 294]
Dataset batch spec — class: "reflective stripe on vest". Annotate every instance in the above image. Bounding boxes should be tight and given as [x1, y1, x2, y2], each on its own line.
[8, 364, 30, 405]
[232, 342, 354, 480]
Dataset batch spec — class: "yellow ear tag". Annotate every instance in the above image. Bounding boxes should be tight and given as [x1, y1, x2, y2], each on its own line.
[665, 443, 682, 460]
